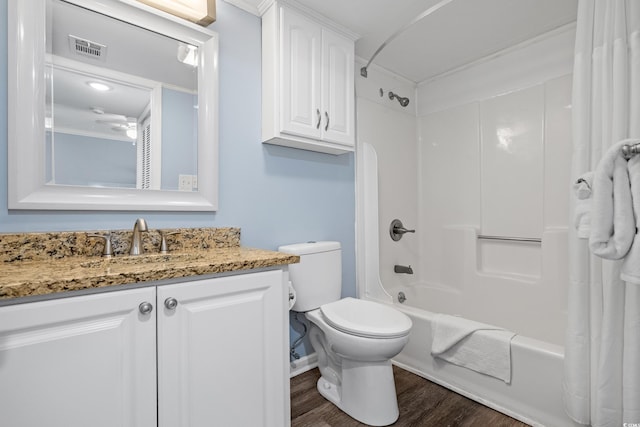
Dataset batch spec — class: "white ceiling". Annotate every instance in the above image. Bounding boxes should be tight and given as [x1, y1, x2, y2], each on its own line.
[229, 0, 578, 83]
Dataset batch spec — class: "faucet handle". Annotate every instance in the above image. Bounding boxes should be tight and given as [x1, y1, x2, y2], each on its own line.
[159, 230, 181, 254]
[88, 233, 114, 258]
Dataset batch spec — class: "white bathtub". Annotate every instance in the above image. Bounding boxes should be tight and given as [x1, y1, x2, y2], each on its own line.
[379, 291, 573, 427]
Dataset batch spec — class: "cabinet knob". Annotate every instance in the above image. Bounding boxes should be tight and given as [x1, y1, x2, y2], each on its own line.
[164, 297, 178, 310]
[316, 109, 321, 129]
[324, 111, 329, 131]
[139, 301, 154, 315]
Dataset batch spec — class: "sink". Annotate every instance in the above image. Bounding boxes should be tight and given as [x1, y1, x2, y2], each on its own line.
[80, 252, 207, 269]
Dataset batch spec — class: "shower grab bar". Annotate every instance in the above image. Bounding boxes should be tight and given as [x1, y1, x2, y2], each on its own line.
[477, 234, 541, 243]
[622, 142, 640, 159]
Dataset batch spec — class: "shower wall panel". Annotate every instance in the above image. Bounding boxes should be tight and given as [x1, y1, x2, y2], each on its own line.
[418, 102, 480, 289]
[357, 98, 418, 289]
[480, 85, 544, 239]
[415, 74, 572, 344]
[543, 75, 573, 228]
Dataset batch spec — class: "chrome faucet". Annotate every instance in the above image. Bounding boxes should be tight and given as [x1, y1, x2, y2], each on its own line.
[129, 218, 149, 255]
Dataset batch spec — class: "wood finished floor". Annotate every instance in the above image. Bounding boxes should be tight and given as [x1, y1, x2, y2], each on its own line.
[291, 366, 530, 427]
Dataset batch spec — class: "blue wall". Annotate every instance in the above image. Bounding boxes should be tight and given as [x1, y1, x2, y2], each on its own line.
[161, 88, 197, 190]
[51, 132, 137, 187]
[0, 1, 355, 357]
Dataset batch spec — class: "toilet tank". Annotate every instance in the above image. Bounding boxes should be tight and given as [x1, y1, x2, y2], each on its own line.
[278, 241, 342, 312]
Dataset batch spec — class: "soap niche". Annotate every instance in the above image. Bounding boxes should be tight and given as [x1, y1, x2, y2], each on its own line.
[477, 239, 541, 280]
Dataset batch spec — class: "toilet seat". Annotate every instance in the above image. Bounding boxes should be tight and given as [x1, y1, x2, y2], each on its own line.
[320, 297, 412, 339]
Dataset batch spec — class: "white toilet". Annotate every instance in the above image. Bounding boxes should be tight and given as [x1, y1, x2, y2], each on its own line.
[279, 241, 412, 426]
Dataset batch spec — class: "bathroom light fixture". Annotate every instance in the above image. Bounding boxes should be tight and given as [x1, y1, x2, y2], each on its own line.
[137, 0, 215, 26]
[126, 128, 138, 140]
[87, 81, 111, 92]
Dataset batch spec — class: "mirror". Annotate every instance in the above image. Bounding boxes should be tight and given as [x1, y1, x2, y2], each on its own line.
[8, 0, 218, 210]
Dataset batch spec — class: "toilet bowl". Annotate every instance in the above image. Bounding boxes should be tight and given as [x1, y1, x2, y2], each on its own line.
[279, 240, 412, 427]
[308, 297, 411, 362]
[305, 298, 411, 426]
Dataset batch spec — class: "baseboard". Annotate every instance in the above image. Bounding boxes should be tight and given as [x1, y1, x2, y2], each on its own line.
[289, 353, 318, 378]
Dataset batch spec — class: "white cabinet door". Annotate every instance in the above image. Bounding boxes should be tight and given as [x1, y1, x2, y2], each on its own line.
[321, 28, 354, 146]
[263, 3, 355, 154]
[0, 287, 157, 427]
[158, 270, 289, 427]
[280, 7, 322, 140]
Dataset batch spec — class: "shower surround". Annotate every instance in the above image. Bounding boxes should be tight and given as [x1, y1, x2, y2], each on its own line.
[355, 26, 580, 426]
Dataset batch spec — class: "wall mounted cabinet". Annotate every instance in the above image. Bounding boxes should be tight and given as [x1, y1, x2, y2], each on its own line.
[262, 2, 356, 155]
[0, 270, 289, 427]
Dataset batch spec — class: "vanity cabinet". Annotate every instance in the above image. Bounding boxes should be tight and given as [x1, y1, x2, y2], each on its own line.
[0, 269, 289, 427]
[262, 2, 355, 155]
[0, 287, 158, 427]
[157, 270, 289, 427]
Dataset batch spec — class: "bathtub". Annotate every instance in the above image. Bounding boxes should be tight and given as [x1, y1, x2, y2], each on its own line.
[356, 142, 579, 427]
[379, 289, 572, 427]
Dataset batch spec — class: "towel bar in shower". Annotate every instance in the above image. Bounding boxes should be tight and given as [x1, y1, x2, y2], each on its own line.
[477, 235, 541, 243]
[622, 142, 640, 159]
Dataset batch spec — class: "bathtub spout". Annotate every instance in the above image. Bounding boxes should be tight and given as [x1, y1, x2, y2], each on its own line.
[394, 265, 413, 274]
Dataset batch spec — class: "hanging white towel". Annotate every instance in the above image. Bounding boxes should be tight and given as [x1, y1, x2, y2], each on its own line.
[622, 154, 640, 284]
[431, 314, 515, 384]
[573, 171, 594, 239]
[589, 139, 635, 260]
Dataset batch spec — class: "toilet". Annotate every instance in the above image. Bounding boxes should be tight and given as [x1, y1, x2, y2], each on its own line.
[279, 241, 412, 426]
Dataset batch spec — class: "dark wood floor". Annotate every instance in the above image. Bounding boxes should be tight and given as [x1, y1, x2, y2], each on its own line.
[291, 366, 530, 427]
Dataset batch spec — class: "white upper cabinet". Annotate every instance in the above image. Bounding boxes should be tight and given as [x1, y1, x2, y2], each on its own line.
[280, 9, 322, 140]
[262, 2, 355, 155]
[321, 29, 355, 145]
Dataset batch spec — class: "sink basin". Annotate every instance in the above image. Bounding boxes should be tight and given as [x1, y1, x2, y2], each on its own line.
[80, 252, 207, 269]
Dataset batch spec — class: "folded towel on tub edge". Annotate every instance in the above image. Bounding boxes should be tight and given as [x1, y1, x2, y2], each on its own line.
[431, 313, 516, 384]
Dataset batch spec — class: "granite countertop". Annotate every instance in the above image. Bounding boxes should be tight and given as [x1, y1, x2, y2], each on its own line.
[0, 247, 298, 300]
[0, 228, 299, 301]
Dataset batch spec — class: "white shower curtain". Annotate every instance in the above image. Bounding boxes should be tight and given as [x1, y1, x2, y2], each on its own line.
[563, 1, 640, 426]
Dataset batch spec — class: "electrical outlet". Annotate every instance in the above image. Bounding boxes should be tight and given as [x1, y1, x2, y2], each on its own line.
[191, 174, 198, 190]
[178, 174, 193, 191]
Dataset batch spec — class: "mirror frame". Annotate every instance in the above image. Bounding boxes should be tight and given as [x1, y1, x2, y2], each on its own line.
[8, 0, 219, 211]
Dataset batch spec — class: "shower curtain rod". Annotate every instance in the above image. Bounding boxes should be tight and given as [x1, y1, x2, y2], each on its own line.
[360, 0, 455, 78]
[622, 142, 640, 159]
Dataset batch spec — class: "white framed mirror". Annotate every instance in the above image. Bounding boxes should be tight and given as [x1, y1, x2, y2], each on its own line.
[8, 0, 218, 211]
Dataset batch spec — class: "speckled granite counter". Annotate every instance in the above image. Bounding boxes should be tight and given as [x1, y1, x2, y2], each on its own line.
[0, 228, 298, 301]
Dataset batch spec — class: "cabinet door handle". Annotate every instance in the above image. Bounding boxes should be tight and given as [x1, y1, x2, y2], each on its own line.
[139, 301, 153, 315]
[324, 112, 329, 131]
[316, 109, 321, 129]
[164, 297, 178, 310]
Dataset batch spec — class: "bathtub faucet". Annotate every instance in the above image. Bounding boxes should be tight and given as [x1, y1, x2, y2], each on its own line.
[390, 219, 415, 241]
[394, 265, 413, 274]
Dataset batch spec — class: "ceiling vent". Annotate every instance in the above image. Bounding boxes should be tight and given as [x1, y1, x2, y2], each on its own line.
[68, 35, 107, 61]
